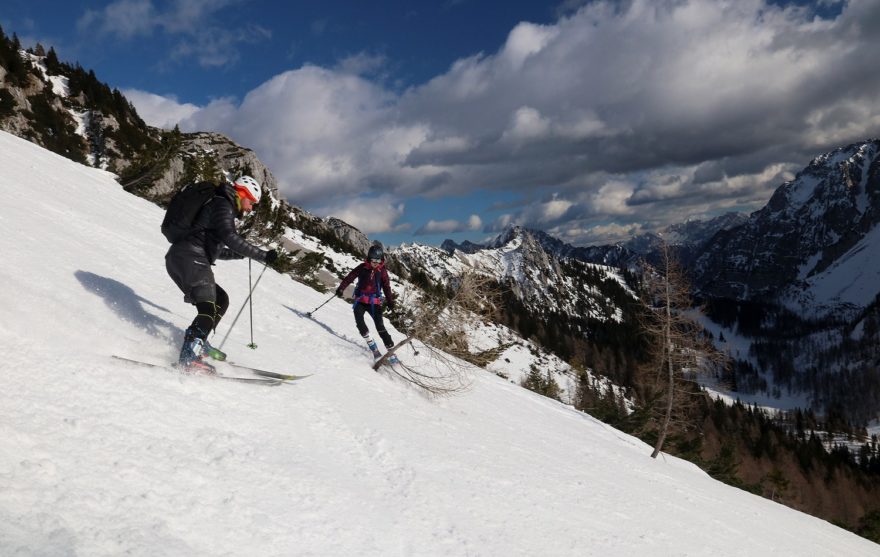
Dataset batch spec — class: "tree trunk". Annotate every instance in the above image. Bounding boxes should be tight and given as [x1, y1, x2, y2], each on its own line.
[651, 268, 675, 459]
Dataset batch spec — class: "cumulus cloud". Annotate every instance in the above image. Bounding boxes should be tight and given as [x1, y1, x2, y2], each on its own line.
[129, 0, 880, 245]
[553, 222, 647, 246]
[121, 89, 200, 129]
[176, 65, 440, 204]
[415, 214, 482, 235]
[312, 195, 409, 235]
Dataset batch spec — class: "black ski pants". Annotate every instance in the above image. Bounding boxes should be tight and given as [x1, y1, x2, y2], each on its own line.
[191, 286, 229, 338]
[166, 247, 229, 338]
[353, 302, 393, 348]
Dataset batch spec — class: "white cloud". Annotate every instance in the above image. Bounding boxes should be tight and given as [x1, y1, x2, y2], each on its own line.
[178, 66, 439, 203]
[415, 214, 482, 235]
[588, 181, 636, 216]
[77, 0, 268, 68]
[502, 106, 552, 142]
[334, 52, 388, 77]
[313, 196, 409, 235]
[499, 22, 559, 70]
[129, 0, 880, 244]
[78, 0, 156, 39]
[555, 222, 646, 246]
[520, 195, 574, 223]
[122, 89, 200, 129]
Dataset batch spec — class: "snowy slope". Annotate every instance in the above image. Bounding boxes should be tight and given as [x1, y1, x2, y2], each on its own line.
[1, 130, 877, 556]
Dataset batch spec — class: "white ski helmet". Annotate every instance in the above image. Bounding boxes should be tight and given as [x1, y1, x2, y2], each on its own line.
[234, 175, 262, 203]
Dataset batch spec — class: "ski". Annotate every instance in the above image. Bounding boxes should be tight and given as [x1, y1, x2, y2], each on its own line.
[372, 354, 401, 370]
[111, 355, 284, 386]
[225, 362, 312, 382]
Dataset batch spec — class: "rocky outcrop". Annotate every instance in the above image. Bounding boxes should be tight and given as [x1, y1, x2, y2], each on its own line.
[324, 217, 371, 257]
[691, 139, 880, 306]
[121, 131, 280, 204]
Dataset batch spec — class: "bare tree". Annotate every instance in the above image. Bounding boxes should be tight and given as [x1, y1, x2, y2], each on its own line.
[638, 244, 727, 458]
[375, 272, 501, 396]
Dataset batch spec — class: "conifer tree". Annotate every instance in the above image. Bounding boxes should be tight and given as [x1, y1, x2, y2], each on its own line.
[638, 243, 727, 458]
[45, 47, 60, 73]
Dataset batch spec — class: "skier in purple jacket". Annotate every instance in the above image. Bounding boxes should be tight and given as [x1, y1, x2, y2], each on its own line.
[336, 245, 398, 362]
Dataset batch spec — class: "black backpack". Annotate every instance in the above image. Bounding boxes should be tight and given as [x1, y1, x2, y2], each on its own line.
[161, 181, 217, 243]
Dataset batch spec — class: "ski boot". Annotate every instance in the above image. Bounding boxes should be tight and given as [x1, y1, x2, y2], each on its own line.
[364, 335, 382, 360]
[178, 328, 216, 374]
[201, 338, 227, 361]
[384, 344, 400, 365]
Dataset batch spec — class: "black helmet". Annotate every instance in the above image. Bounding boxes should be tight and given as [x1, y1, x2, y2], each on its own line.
[367, 245, 384, 261]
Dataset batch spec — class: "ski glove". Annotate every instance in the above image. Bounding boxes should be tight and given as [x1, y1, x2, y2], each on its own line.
[335, 288, 344, 298]
[264, 249, 279, 264]
[387, 299, 396, 310]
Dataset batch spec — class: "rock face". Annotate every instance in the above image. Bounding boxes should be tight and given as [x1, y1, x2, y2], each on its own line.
[691, 139, 880, 310]
[325, 217, 371, 257]
[121, 131, 281, 204]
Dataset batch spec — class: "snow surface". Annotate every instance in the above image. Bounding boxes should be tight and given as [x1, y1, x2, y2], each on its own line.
[797, 224, 880, 310]
[1, 130, 877, 556]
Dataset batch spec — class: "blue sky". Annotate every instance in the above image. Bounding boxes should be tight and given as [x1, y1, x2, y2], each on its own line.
[4, 0, 879, 248]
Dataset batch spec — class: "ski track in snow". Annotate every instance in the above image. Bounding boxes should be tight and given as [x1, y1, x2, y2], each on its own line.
[1, 130, 878, 556]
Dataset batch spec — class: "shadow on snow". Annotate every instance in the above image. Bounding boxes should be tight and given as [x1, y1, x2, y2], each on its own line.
[75, 270, 181, 341]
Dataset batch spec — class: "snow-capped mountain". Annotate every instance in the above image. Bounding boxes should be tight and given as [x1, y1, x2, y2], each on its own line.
[442, 226, 639, 269]
[693, 139, 880, 316]
[623, 212, 750, 266]
[392, 227, 645, 392]
[395, 226, 636, 325]
[683, 139, 880, 424]
[439, 212, 748, 278]
[440, 238, 485, 254]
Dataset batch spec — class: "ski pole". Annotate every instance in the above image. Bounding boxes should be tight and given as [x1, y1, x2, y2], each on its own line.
[306, 294, 336, 317]
[247, 259, 257, 349]
[218, 262, 269, 350]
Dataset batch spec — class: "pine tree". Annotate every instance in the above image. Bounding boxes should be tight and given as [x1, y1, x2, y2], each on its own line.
[45, 47, 60, 73]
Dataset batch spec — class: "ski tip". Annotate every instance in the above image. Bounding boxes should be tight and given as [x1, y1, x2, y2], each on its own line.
[271, 373, 312, 382]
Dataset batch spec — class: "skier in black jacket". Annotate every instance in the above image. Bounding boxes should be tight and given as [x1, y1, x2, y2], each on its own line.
[166, 175, 278, 372]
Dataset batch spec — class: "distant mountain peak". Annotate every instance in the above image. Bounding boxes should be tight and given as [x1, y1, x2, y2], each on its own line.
[692, 138, 880, 311]
[440, 238, 486, 254]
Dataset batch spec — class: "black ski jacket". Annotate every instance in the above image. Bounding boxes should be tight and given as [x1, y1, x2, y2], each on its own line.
[167, 183, 267, 264]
